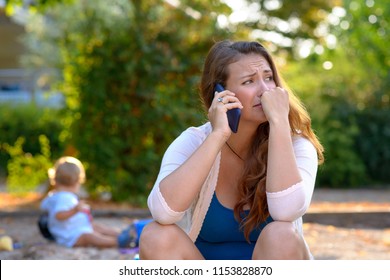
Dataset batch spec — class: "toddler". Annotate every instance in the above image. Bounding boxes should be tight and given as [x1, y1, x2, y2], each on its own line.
[40, 156, 134, 248]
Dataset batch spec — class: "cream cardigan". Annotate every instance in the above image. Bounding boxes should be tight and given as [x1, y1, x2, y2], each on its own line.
[148, 122, 318, 243]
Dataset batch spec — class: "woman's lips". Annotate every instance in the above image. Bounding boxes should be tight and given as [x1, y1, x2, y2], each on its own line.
[253, 103, 262, 107]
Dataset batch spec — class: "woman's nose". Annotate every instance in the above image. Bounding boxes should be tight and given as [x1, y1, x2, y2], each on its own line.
[257, 80, 269, 96]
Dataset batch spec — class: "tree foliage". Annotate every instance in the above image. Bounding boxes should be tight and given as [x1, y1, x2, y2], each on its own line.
[21, 0, 231, 202]
[4, 0, 390, 197]
[285, 0, 390, 187]
[342, 0, 390, 183]
[228, 0, 340, 58]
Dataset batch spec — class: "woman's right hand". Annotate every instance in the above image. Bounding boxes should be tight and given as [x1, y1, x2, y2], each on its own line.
[208, 89, 243, 140]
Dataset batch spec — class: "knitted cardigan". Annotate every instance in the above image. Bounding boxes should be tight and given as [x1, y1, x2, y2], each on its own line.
[148, 122, 318, 243]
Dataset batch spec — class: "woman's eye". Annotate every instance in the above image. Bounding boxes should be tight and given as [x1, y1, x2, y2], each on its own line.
[243, 80, 253, 85]
[265, 76, 273, 81]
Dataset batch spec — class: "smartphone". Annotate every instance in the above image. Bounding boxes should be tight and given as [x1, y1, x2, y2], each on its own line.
[214, 83, 241, 133]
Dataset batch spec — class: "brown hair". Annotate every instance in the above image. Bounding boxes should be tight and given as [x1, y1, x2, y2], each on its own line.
[199, 40, 324, 241]
[48, 156, 86, 187]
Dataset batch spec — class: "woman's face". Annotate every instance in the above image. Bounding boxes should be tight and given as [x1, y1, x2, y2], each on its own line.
[225, 53, 276, 126]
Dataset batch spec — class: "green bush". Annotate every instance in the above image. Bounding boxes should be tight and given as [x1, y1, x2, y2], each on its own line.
[3, 135, 52, 193]
[316, 124, 368, 188]
[315, 97, 368, 187]
[13, 0, 388, 197]
[354, 106, 390, 183]
[316, 102, 390, 187]
[22, 0, 229, 203]
[0, 103, 65, 180]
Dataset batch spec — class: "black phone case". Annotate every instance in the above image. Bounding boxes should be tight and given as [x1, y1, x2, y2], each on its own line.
[215, 84, 241, 133]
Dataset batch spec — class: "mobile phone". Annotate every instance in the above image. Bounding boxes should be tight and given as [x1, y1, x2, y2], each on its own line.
[214, 83, 241, 133]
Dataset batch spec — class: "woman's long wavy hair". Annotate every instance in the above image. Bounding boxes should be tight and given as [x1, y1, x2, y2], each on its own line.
[199, 40, 324, 241]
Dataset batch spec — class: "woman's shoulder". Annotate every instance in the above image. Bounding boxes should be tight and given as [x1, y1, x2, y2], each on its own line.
[172, 122, 211, 145]
[164, 122, 212, 157]
[292, 134, 311, 144]
[292, 135, 317, 157]
[183, 122, 212, 138]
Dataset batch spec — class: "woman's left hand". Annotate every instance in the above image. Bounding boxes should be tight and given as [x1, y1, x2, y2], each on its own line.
[260, 87, 289, 125]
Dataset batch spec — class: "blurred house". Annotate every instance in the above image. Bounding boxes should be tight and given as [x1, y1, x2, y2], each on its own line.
[0, 7, 63, 106]
[0, 7, 24, 69]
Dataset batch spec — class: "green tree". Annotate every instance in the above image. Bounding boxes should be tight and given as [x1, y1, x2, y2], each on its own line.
[284, 0, 390, 187]
[340, 0, 390, 183]
[22, 0, 231, 202]
[229, 0, 339, 57]
[13, 0, 390, 195]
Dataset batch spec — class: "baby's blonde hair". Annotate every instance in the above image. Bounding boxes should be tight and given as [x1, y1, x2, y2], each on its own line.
[48, 157, 86, 187]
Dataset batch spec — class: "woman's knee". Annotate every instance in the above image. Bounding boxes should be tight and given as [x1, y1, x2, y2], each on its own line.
[253, 221, 309, 260]
[139, 221, 184, 256]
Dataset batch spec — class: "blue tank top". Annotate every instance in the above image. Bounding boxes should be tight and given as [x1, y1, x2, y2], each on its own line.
[195, 192, 273, 260]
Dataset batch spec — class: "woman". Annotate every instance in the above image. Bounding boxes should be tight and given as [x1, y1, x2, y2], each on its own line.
[139, 40, 324, 260]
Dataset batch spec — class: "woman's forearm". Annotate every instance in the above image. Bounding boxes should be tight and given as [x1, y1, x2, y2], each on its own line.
[266, 120, 302, 193]
[159, 131, 226, 212]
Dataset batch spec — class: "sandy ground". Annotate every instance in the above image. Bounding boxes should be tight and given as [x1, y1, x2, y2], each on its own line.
[1, 214, 389, 260]
[1, 188, 390, 260]
[0, 216, 138, 260]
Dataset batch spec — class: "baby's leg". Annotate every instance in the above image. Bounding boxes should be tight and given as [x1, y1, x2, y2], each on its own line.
[93, 223, 120, 237]
[74, 232, 117, 248]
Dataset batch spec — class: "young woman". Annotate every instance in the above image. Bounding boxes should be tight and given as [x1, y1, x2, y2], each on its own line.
[139, 40, 324, 260]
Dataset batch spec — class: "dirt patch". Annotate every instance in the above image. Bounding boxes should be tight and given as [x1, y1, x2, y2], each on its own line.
[0, 216, 138, 260]
[1, 191, 390, 260]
